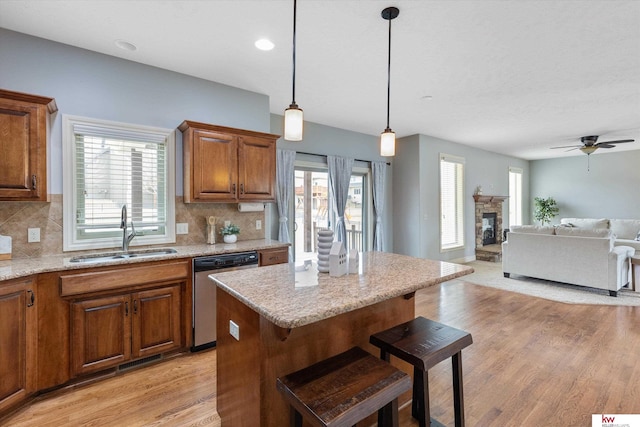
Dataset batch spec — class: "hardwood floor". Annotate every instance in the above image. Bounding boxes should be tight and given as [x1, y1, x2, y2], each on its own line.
[4, 280, 640, 426]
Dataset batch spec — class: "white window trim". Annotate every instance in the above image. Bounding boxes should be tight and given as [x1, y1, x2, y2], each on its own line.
[62, 115, 176, 252]
[509, 166, 523, 227]
[439, 153, 465, 252]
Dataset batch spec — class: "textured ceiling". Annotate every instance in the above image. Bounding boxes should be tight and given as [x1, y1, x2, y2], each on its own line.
[1, 0, 639, 160]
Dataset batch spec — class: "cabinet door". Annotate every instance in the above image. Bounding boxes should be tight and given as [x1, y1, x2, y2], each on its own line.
[237, 135, 276, 201]
[258, 247, 289, 266]
[131, 285, 182, 359]
[0, 100, 42, 200]
[0, 278, 36, 413]
[190, 130, 238, 201]
[71, 295, 131, 376]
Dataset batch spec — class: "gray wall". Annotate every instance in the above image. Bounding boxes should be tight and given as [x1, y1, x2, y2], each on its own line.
[0, 28, 270, 195]
[269, 114, 394, 252]
[392, 134, 530, 261]
[530, 150, 640, 221]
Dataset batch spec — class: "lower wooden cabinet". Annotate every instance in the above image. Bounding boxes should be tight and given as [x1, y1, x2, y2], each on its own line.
[0, 277, 36, 413]
[258, 247, 289, 266]
[71, 285, 181, 376]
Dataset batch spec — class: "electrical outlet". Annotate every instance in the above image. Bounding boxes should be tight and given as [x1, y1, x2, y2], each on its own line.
[256, 220, 262, 230]
[176, 223, 189, 235]
[224, 220, 231, 227]
[229, 320, 240, 341]
[28, 228, 40, 243]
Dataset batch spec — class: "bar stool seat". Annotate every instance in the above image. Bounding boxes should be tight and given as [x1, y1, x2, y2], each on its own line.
[276, 346, 412, 427]
[370, 316, 473, 427]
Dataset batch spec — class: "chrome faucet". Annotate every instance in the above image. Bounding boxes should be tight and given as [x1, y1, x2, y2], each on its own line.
[120, 204, 136, 251]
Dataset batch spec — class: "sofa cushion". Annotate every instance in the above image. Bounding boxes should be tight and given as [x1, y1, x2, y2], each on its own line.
[554, 227, 612, 238]
[510, 225, 555, 235]
[609, 219, 640, 240]
[560, 218, 609, 229]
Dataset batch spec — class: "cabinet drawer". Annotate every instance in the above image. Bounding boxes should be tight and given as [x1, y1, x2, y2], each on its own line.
[258, 248, 289, 266]
[60, 261, 190, 296]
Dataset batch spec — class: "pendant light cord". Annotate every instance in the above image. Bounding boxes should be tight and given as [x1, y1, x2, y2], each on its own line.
[386, 13, 392, 130]
[291, 0, 297, 105]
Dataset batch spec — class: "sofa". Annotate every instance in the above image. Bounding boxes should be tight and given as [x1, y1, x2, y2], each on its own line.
[559, 218, 640, 251]
[502, 225, 635, 296]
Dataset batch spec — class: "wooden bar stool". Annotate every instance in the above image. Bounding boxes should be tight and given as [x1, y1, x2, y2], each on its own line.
[276, 346, 412, 427]
[370, 317, 473, 427]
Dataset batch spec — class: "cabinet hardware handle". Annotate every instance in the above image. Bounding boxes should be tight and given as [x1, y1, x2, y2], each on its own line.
[240, 183, 244, 194]
[32, 175, 37, 191]
[125, 301, 129, 316]
[232, 183, 236, 194]
[133, 299, 138, 314]
[27, 290, 35, 307]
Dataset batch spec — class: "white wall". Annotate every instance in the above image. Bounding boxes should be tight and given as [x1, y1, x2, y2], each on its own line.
[530, 150, 640, 221]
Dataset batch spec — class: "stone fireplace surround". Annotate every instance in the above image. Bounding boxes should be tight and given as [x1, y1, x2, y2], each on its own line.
[473, 195, 508, 262]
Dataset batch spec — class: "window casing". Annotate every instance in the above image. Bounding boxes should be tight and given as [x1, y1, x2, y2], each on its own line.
[63, 115, 175, 251]
[440, 154, 465, 251]
[509, 167, 523, 226]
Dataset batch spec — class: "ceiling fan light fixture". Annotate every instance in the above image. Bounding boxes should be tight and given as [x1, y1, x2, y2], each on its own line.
[580, 146, 597, 155]
[380, 6, 399, 157]
[284, 0, 303, 141]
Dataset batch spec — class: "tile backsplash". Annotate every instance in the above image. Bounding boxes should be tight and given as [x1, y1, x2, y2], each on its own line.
[0, 195, 266, 259]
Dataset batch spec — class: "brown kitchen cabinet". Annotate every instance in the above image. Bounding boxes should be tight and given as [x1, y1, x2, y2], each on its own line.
[70, 285, 182, 376]
[180, 120, 278, 203]
[0, 277, 36, 414]
[0, 89, 57, 201]
[258, 247, 289, 266]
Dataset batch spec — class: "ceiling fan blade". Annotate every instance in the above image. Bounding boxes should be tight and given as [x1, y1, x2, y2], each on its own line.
[551, 144, 582, 149]
[596, 143, 615, 148]
[565, 147, 580, 152]
[597, 139, 634, 145]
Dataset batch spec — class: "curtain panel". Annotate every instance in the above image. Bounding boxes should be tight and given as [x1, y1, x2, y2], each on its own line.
[327, 155, 354, 244]
[276, 149, 296, 259]
[371, 161, 387, 251]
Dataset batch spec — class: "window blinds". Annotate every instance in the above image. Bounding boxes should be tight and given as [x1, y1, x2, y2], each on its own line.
[440, 154, 465, 250]
[73, 123, 167, 237]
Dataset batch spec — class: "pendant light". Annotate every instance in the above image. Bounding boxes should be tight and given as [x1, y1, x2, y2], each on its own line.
[380, 6, 399, 157]
[284, 0, 303, 141]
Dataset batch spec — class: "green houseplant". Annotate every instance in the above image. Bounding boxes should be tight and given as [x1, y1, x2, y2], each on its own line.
[220, 224, 240, 243]
[533, 197, 559, 225]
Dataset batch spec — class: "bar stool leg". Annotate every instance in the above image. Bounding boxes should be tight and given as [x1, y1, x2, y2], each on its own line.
[378, 397, 400, 427]
[452, 352, 465, 427]
[290, 407, 303, 427]
[412, 367, 429, 427]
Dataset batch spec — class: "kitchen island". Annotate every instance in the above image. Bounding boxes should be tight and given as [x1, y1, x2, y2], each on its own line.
[210, 252, 473, 427]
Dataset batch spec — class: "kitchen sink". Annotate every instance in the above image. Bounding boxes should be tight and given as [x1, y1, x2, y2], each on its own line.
[69, 248, 178, 264]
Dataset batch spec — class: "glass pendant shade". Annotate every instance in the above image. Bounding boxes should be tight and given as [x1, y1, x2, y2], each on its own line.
[380, 128, 396, 156]
[284, 103, 304, 141]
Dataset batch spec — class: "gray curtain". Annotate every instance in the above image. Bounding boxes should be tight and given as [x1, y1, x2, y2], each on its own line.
[276, 149, 296, 258]
[371, 161, 387, 251]
[327, 155, 354, 243]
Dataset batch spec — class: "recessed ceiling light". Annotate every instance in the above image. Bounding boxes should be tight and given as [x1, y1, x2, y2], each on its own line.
[115, 39, 137, 51]
[255, 38, 275, 51]
[421, 95, 433, 100]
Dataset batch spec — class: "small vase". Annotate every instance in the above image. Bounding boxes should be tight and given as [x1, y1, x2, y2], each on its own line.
[223, 234, 237, 244]
[317, 229, 334, 273]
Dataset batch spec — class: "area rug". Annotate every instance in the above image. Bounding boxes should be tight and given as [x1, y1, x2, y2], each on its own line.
[449, 260, 640, 306]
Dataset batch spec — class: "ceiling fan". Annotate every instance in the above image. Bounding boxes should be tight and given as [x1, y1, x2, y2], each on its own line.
[551, 135, 635, 155]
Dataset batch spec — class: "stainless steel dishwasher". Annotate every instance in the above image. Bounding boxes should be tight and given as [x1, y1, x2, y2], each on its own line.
[192, 251, 259, 351]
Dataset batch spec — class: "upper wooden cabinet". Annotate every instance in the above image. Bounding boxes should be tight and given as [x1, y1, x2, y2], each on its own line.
[0, 89, 57, 201]
[179, 120, 279, 203]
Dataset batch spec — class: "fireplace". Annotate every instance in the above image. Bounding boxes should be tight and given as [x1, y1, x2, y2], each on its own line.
[482, 213, 497, 245]
[473, 194, 508, 262]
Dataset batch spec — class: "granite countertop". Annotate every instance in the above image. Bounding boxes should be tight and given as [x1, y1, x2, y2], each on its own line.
[210, 252, 473, 329]
[0, 239, 289, 282]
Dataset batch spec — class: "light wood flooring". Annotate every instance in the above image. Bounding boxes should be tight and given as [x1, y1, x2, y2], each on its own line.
[4, 280, 640, 426]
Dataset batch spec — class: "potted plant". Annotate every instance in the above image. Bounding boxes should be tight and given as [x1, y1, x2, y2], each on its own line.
[220, 224, 240, 243]
[533, 197, 559, 225]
